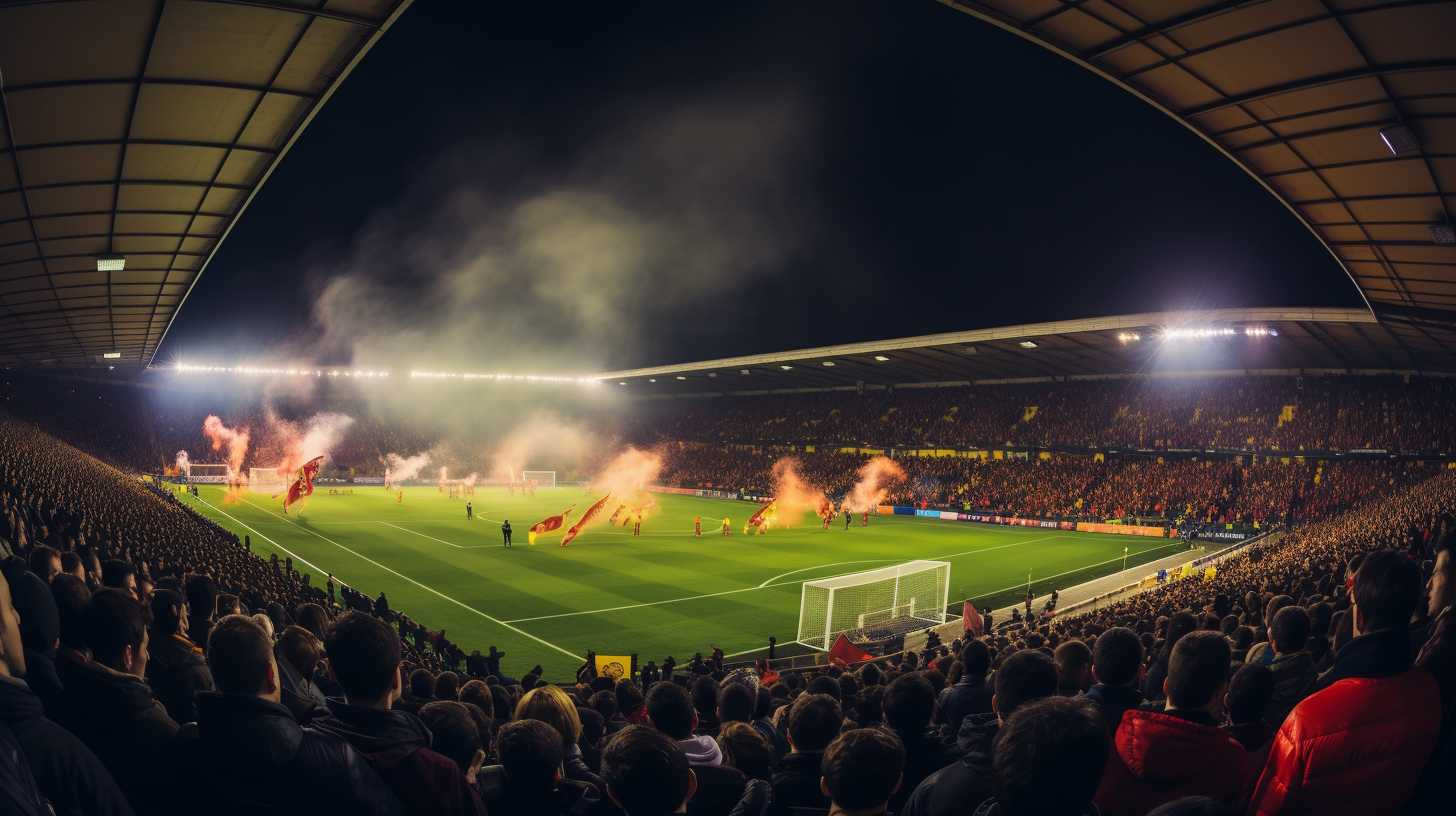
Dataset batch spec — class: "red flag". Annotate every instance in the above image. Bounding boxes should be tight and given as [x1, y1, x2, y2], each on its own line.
[747, 500, 775, 528]
[283, 456, 324, 510]
[561, 494, 612, 548]
[828, 633, 874, 667]
[527, 507, 573, 545]
[963, 600, 983, 636]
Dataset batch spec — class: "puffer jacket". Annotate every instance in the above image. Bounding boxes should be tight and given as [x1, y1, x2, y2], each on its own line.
[1094, 708, 1252, 816]
[1248, 628, 1441, 815]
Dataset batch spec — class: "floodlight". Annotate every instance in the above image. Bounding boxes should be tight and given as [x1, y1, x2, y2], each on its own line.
[649, 378, 657, 382]
[1379, 124, 1419, 157]
[618, 381, 626, 386]
[1018, 340, 1038, 349]
[1117, 332, 1141, 344]
[96, 254, 125, 272]
[675, 375, 687, 380]
[707, 372, 717, 378]
[739, 369, 751, 375]
[873, 355, 890, 362]
[102, 351, 121, 359]
[779, 365, 793, 370]
[821, 361, 835, 367]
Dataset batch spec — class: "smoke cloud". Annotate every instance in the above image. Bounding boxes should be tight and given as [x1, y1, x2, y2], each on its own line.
[174, 450, 191, 478]
[202, 415, 250, 499]
[842, 456, 907, 513]
[769, 457, 826, 528]
[491, 412, 603, 481]
[259, 412, 355, 476]
[383, 451, 432, 483]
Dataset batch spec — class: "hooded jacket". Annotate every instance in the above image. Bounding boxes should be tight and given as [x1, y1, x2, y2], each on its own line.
[677, 733, 724, 766]
[1264, 650, 1317, 726]
[901, 711, 999, 816]
[1093, 708, 1251, 816]
[146, 632, 213, 725]
[175, 692, 402, 816]
[57, 659, 179, 814]
[770, 750, 828, 814]
[313, 699, 486, 816]
[674, 733, 746, 816]
[0, 675, 132, 816]
[937, 673, 993, 736]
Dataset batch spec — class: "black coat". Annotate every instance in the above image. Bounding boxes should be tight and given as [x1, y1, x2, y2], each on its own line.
[901, 712, 998, 816]
[689, 763, 747, 816]
[57, 660, 179, 814]
[0, 676, 133, 816]
[0, 720, 47, 816]
[175, 692, 403, 816]
[146, 632, 213, 725]
[937, 674, 993, 736]
[770, 751, 827, 814]
[889, 727, 957, 815]
[477, 766, 601, 816]
[1084, 683, 1145, 735]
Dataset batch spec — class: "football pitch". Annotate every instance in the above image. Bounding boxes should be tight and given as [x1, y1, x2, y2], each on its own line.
[185, 485, 1185, 678]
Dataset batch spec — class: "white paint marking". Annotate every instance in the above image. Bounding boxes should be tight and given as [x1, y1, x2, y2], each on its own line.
[193, 494, 347, 587]
[377, 521, 492, 550]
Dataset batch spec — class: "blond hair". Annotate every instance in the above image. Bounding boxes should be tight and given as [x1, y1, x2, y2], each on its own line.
[515, 684, 582, 747]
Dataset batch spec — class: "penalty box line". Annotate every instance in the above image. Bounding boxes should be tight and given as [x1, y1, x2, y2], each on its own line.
[237, 497, 584, 662]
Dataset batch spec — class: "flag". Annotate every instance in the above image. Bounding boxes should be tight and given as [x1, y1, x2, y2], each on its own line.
[608, 504, 628, 525]
[593, 653, 632, 681]
[561, 494, 612, 548]
[527, 507, 573, 545]
[746, 501, 776, 533]
[283, 456, 324, 510]
[962, 600, 983, 636]
[828, 633, 873, 666]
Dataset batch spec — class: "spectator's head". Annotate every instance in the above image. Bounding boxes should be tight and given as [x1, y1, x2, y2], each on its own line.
[691, 676, 719, 723]
[409, 668, 435, 700]
[1353, 550, 1423, 635]
[325, 611, 401, 708]
[961, 639, 991, 679]
[495, 718, 564, 794]
[1225, 663, 1274, 726]
[50, 573, 90, 651]
[882, 672, 935, 737]
[60, 552, 83, 581]
[208, 614, 278, 700]
[717, 681, 755, 724]
[294, 602, 328, 640]
[215, 593, 240, 617]
[991, 697, 1109, 816]
[1270, 605, 1311, 656]
[1093, 627, 1143, 688]
[786, 692, 842, 752]
[807, 674, 841, 700]
[616, 678, 645, 717]
[1164, 631, 1231, 716]
[516, 684, 583, 749]
[646, 680, 696, 740]
[100, 559, 137, 599]
[27, 546, 60, 583]
[460, 679, 494, 718]
[84, 588, 148, 676]
[602, 725, 696, 816]
[9, 569, 58, 659]
[1428, 529, 1456, 618]
[435, 670, 460, 701]
[993, 649, 1058, 721]
[590, 689, 618, 720]
[0, 569, 26, 677]
[149, 589, 186, 637]
[819, 728, 906, 815]
[717, 722, 774, 781]
[184, 575, 217, 623]
[419, 701, 483, 776]
[277, 625, 324, 677]
[1054, 640, 1093, 695]
[1162, 611, 1198, 656]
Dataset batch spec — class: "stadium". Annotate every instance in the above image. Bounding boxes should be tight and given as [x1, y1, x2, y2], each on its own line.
[0, 2, 1453, 816]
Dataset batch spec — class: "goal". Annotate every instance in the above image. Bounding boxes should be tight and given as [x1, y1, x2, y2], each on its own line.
[796, 560, 952, 650]
[521, 470, 557, 488]
[249, 467, 286, 491]
[187, 464, 231, 484]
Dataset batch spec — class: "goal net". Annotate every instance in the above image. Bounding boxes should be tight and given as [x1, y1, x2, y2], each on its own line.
[187, 464, 231, 484]
[521, 470, 557, 488]
[797, 560, 952, 650]
[249, 467, 286, 491]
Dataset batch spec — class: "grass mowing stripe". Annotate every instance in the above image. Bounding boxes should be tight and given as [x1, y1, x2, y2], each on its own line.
[960, 540, 1185, 606]
[377, 521, 492, 550]
[194, 494, 342, 585]
[238, 496, 585, 662]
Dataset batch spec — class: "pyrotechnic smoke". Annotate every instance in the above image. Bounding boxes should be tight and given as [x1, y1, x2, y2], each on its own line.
[437, 466, 448, 486]
[591, 446, 663, 498]
[174, 450, 191, 478]
[382, 451, 432, 483]
[768, 457, 827, 528]
[842, 456, 906, 514]
[263, 412, 355, 476]
[202, 415, 250, 500]
[491, 413, 600, 481]
[463, 473, 478, 488]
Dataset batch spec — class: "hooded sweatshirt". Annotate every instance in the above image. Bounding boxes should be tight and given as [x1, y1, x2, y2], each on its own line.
[1094, 708, 1252, 816]
[676, 733, 724, 766]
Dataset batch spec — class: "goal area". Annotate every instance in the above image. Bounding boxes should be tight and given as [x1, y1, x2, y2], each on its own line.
[521, 470, 557, 488]
[797, 560, 951, 650]
[187, 464, 230, 484]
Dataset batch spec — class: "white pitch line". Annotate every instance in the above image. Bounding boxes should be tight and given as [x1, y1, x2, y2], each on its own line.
[237, 496, 583, 662]
[376, 521, 492, 550]
[192, 494, 345, 587]
[963, 540, 1185, 603]
[756, 560, 896, 588]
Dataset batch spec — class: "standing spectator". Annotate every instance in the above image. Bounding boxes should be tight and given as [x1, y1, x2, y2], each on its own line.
[1222, 663, 1276, 756]
[936, 640, 992, 735]
[881, 673, 953, 813]
[145, 589, 212, 724]
[182, 576, 216, 656]
[477, 719, 600, 816]
[1249, 550, 1441, 815]
[771, 692, 842, 812]
[1264, 605, 1316, 726]
[1095, 632, 1251, 816]
[314, 612, 485, 816]
[980, 697, 1109, 816]
[646, 681, 745, 816]
[177, 615, 401, 815]
[820, 728, 906, 816]
[1083, 628, 1144, 735]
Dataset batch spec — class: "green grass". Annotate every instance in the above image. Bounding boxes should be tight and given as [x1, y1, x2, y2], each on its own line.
[184, 485, 1185, 678]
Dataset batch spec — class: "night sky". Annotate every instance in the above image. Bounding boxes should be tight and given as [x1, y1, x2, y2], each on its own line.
[159, 0, 1361, 371]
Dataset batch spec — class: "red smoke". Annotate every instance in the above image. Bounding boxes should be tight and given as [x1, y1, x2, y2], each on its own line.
[841, 456, 906, 513]
[768, 457, 826, 528]
[202, 415, 250, 501]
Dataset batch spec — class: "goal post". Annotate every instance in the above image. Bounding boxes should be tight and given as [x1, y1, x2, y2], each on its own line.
[796, 560, 952, 650]
[187, 464, 231, 484]
[521, 470, 557, 488]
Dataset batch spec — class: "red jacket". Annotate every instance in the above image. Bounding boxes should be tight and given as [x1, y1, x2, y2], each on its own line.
[1095, 708, 1253, 816]
[1247, 668, 1440, 815]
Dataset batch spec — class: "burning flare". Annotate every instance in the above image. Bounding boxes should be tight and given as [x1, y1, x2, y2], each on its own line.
[841, 456, 906, 513]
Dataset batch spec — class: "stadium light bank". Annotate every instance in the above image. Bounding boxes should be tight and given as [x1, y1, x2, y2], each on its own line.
[165, 363, 602, 386]
[1159, 326, 1278, 341]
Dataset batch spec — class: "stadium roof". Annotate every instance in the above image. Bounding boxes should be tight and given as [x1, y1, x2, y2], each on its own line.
[938, 1, 1456, 338]
[597, 307, 1455, 394]
[0, 0, 412, 369]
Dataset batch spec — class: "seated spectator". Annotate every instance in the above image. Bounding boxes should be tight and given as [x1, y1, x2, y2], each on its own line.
[601, 725, 698, 816]
[1222, 663, 1275, 756]
[882, 672, 953, 813]
[516, 684, 604, 791]
[903, 650, 1057, 816]
[418, 701, 484, 779]
[6, 567, 63, 715]
[397, 667, 434, 714]
[26, 546, 59, 583]
[936, 639, 992, 736]
[62, 588, 179, 812]
[692, 676, 721, 736]
[177, 615, 401, 815]
[275, 625, 328, 723]
[182, 577, 216, 656]
[771, 692, 842, 812]
[314, 612, 485, 815]
[0, 567, 133, 816]
[1264, 605, 1316, 726]
[459, 679, 496, 744]
[716, 681, 755, 727]
[647, 680, 745, 816]
[1055, 640, 1093, 696]
[435, 670, 460, 701]
[477, 718, 600, 816]
[1095, 632, 1251, 816]
[820, 728, 906, 816]
[1249, 550, 1442, 814]
[981, 697, 1109, 816]
[145, 588, 212, 725]
[1084, 627, 1144, 735]
[99, 561, 138, 599]
[716, 721, 775, 782]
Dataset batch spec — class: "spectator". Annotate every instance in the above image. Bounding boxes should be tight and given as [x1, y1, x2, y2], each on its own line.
[477, 718, 600, 816]
[646, 680, 745, 816]
[936, 639, 992, 735]
[100, 560, 137, 599]
[398, 667, 435, 714]
[1264, 605, 1316, 726]
[881, 672, 953, 813]
[1143, 611, 1196, 701]
[516, 684, 604, 791]
[902, 649, 1057, 816]
[1084, 627, 1144, 734]
[1249, 550, 1441, 814]
[63, 588, 179, 812]
[275, 625, 328, 722]
[716, 681, 755, 727]
[1222, 663, 1275, 756]
[1095, 632, 1250, 816]
[177, 614, 401, 815]
[820, 728, 906, 816]
[717, 722, 775, 782]
[601, 725, 698, 816]
[145, 588, 212, 724]
[314, 612, 485, 815]
[26, 545, 59, 583]
[418, 701, 484, 779]
[771, 692, 841, 812]
[6, 567, 63, 715]
[1055, 640, 1093, 696]
[182, 577, 216, 656]
[692, 676, 720, 736]
[981, 697, 1109, 816]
